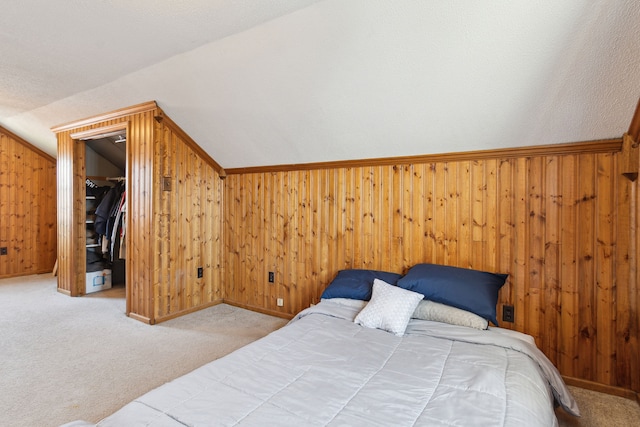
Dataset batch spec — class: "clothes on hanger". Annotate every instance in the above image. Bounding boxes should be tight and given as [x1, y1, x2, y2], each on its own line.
[93, 181, 126, 262]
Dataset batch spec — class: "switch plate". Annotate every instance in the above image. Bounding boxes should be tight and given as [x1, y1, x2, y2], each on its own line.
[502, 305, 515, 323]
[162, 176, 171, 191]
[268, 271, 274, 283]
[0, 247, 7, 255]
[197, 267, 203, 278]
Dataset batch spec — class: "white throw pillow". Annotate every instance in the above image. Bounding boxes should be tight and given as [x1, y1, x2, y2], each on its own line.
[412, 299, 488, 330]
[354, 279, 424, 336]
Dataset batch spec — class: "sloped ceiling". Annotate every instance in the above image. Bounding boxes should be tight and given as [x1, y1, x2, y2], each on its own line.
[1, 0, 639, 169]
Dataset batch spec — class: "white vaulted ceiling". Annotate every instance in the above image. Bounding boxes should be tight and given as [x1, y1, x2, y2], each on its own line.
[1, 1, 639, 168]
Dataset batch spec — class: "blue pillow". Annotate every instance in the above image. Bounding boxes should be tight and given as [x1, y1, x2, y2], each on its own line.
[396, 263, 507, 325]
[321, 269, 403, 301]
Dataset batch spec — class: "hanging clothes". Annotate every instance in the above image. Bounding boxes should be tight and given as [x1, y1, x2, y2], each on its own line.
[119, 201, 127, 260]
[110, 191, 126, 262]
[94, 183, 123, 236]
[93, 182, 125, 262]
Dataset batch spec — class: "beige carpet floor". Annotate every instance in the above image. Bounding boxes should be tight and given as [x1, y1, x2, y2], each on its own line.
[0, 274, 287, 427]
[1, 274, 638, 427]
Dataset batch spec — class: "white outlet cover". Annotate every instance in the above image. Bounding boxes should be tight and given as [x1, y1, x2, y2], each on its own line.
[277, 298, 284, 307]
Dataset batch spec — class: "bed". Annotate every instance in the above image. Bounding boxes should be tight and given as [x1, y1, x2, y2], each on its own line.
[64, 265, 579, 426]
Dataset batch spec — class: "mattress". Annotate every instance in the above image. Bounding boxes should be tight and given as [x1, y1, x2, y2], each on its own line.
[63, 301, 579, 426]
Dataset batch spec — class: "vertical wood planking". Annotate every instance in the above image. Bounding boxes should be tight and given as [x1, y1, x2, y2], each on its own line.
[528, 156, 544, 345]
[223, 144, 638, 393]
[0, 130, 56, 278]
[471, 160, 485, 268]
[512, 158, 528, 335]
[0, 135, 7, 276]
[544, 156, 561, 365]
[433, 163, 447, 265]
[151, 117, 224, 322]
[595, 153, 615, 384]
[411, 164, 425, 267]
[614, 161, 631, 389]
[558, 155, 579, 377]
[576, 154, 596, 380]
[485, 159, 498, 273]
[423, 164, 436, 264]
[53, 104, 223, 323]
[447, 162, 460, 267]
[497, 159, 513, 314]
[632, 179, 640, 393]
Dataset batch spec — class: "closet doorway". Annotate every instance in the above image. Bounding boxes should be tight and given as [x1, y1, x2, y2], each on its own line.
[77, 124, 129, 311]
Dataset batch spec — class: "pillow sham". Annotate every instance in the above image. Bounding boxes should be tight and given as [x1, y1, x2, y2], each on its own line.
[354, 278, 424, 336]
[412, 300, 488, 330]
[320, 269, 403, 301]
[396, 263, 507, 325]
[320, 297, 367, 310]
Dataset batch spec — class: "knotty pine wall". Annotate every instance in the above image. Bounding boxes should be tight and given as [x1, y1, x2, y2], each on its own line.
[53, 102, 224, 324]
[0, 126, 56, 278]
[224, 141, 639, 393]
[153, 116, 224, 322]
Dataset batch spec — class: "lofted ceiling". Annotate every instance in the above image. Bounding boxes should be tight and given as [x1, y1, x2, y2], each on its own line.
[1, 1, 639, 169]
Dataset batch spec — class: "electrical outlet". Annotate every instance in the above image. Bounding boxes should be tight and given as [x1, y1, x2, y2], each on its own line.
[0, 247, 7, 255]
[277, 298, 284, 307]
[268, 271, 274, 283]
[502, 305, 515, 323]
[197, 267, 203, 278]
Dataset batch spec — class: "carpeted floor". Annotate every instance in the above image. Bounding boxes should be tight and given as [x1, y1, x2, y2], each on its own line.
[0, 274, 288, 427]
[1, 274, 638, 427]
[557, 386, 640, 427]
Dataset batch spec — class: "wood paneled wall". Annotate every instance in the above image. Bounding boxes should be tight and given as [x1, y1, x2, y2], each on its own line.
[224, 143, 639, 393]
[152, 116, 224, 322]
[53, 102, 224, 323]
[0, 127, 56, 278]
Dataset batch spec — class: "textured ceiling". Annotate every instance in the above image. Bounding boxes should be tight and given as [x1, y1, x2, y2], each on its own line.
[1, 0, 639, 168]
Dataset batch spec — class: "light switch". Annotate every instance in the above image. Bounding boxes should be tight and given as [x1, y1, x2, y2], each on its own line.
[162, 176, 171, 191]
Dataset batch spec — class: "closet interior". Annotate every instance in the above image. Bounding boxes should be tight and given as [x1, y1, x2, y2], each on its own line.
[83, 131, 127, 293]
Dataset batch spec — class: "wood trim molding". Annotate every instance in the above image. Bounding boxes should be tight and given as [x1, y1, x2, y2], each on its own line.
[628, 98, 640, 142]
[224, 300, 294, 320]
[621, 133, 639, 181]
[0, 125, 56, 163]
[563, 376, 639, 401]
[225, 139, 623, 175]
[69, 122, 128, 140]
[56, 288, 71, 297]
[0, 269, 53, 280]
[155, 112, 227, 179]
[51, 101, 158, 132]
[127, 312, 153, 325]
[153, 299, 224, 324]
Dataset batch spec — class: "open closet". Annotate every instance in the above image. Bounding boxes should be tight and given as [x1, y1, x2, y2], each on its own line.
[83, 131, 127, 293]
[53, 101, 226, 324]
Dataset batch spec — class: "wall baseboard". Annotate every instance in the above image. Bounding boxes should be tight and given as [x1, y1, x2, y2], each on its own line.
[563, 376, 638, 401]
[224, 300, 294, 320]
[149, 299, 225, 325]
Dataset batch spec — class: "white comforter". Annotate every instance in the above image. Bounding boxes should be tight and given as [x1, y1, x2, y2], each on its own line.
[64, 301, 579, 426]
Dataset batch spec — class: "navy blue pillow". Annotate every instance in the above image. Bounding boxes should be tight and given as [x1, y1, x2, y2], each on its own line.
[321, 269, 403, 301]
[396, 263, 507, 325]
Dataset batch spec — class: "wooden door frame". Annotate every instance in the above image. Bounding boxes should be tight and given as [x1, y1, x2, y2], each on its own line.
[71, 122, 131, 314]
